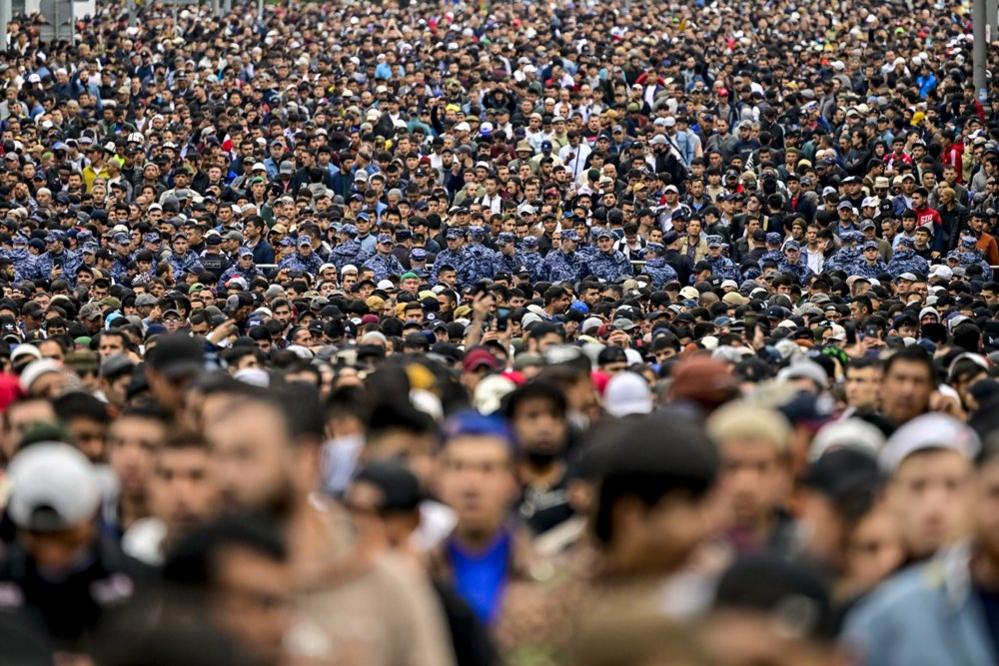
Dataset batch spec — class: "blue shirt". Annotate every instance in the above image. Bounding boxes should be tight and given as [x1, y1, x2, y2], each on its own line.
[447, 530, 511, 624]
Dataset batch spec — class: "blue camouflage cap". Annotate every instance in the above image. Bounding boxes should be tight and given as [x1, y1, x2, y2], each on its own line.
[595, 227, 614, 239]
[143, 232, 160, 243]
[468, 226, 487, 240]
[960, 235, 977, 247]
[842, 231, 863, 243]
[765, 232, 781, 245]
[445, 227, 464, 240]
[82, 242, 99, 254]
[645, 242, 665, 255]
[298, 236, 313, 247]
[522, 236, 539, 247]
[280, 237, 295, 246]
[896, 236, 914, 249]
[12, 235, 27, 246]
[342, 224, 358, 237]
[497, 232, 516, 245]
[45, 231, 63, 243]
[562, 229, 580, 241]
[239, 246, 254, 257]
[410, 248, 428, 260]
[784, 240, 801, 251]
[377, 234, 393, 244]
[113, 232, 129, 244]
[862, 241, 879, 251]
[706, 235, 723, 247]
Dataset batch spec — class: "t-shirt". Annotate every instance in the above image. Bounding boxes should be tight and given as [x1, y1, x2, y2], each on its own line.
[447, 530, 511, 625]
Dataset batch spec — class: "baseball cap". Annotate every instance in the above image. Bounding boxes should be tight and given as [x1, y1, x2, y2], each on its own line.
[462, 347, 500, 373]
[603, 372, 653, 417]
[7, 442, 100, 532]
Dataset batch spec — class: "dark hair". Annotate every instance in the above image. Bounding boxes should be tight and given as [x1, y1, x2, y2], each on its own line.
[883, 346, 936, 384]
[53, 391, 110, 425]
[501, 381, 567, 421]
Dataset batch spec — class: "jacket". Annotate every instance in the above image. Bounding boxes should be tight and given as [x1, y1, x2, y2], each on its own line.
[843, 544, 996, 666]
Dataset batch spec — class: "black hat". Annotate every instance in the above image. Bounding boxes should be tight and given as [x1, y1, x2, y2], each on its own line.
[146, 333, 205, 378]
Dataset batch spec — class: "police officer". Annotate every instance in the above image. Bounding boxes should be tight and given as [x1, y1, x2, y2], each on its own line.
[778, 240, 813, 284]
[640, 242, 679, 288]
[363, 234, 406, 281]
[954, 234, 993, 276]
[431, 228, 468, 284]
[887, 236, 929, 278]
[460, 226, 499, 285]
[219, 247, 261, 287]
[495, 232, 523, 275]
[824, 230, 863, 275]
[757, 232, 785, 267]
[542, 229, 587, 283]
[589, 227, 633, 282]
[279, 236, 324, 276]
[167, 232, 205, 277]
[520, 236, 545, 281]
[199, 233, 232, 279]
[330, 224, 371, 271]
[854, 241, 889, 279]
[704, 235, 741, 283]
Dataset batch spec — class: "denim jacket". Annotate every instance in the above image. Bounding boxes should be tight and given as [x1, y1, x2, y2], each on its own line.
[843, 543, 996, 665]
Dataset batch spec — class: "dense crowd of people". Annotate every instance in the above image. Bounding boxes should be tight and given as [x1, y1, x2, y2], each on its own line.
[0, 0, 997, 662]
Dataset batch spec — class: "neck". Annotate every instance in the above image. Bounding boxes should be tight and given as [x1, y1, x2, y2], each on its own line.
[118, 493, 149, 530]
[972, 545, 999, 590]
[455, 523, 505, 551]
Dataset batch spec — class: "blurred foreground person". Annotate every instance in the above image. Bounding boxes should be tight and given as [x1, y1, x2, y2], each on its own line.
[843, 432, 999, 664]
[204, 384, 454, 665]
[703, 555, 839, 666]
[0, 442, 150, 658]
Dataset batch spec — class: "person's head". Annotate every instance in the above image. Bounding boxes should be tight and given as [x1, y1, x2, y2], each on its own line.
[163, 517, 289, 665]
[881, 414, 978, 560]
[151, 430, 217, 545]
[971, 434, 999, 575]
[345, 460, 423, 551]
[6, 443, 101, 571]
[704, 555, 836, 666]
[707, 403, 792, 531]
[844, 358, 883, 412]
[205, 384, 323, 519]
[52, 391, 110, 463]
[2, 396, 57, 460]
[590, 412, 720, 574]
[437, 412, 518, 542]
[502, 381, 569, 464]
[108, 405, 169, 501]
[880, 347, 935, 425]
[145, 334, 205, 415]
[797, 448, 884, 574]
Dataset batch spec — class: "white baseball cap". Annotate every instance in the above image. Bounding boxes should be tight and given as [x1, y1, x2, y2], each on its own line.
[7, 443, 100, 532]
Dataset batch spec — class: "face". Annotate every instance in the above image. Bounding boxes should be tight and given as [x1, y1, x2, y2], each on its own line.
[844, 503, 904, 593]
[510, 397, 567, 457]
[108, 415, 167, 498]
[889, 449, 971, 559]
[212, 545, 290, 666]
[152, 445, 216, 535]
[880, 359, 933, 425]
[718, 437, 787, 528]
[845, 366, 882, 411]
[99, 334, 126, 359]
[206, 403, 296, 516]
[437, 436, 516, 538]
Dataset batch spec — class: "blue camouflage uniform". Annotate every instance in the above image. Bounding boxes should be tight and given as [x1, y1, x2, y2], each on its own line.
[278, 238, 325, 276]
[704, 235, 741, 283]
[589, 228, 633, 282]
[640, 243, 679, 287]
[777, 241, 813, 284]
[7, 236, 37, 281]
[519, 238, 545, 281]
[431, 228, 468, 284]
[542, 230, 587, 283]
[460, 226, 499, 285]
[168, 250, 205, 278]
[363, 234, 406, 281]
[887, 238, 929, 278]
[953, 235, 993, 277]
[37, 231, 83, 284]
[853, 241, 888, 279]
[330, 226, 371, 270]
[495, 233, 523, 275]
[219, 247, 261, 287]
[757, 232, 785, 267]
[408, 248, 432, 279]
[824, 232, 863, 274]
